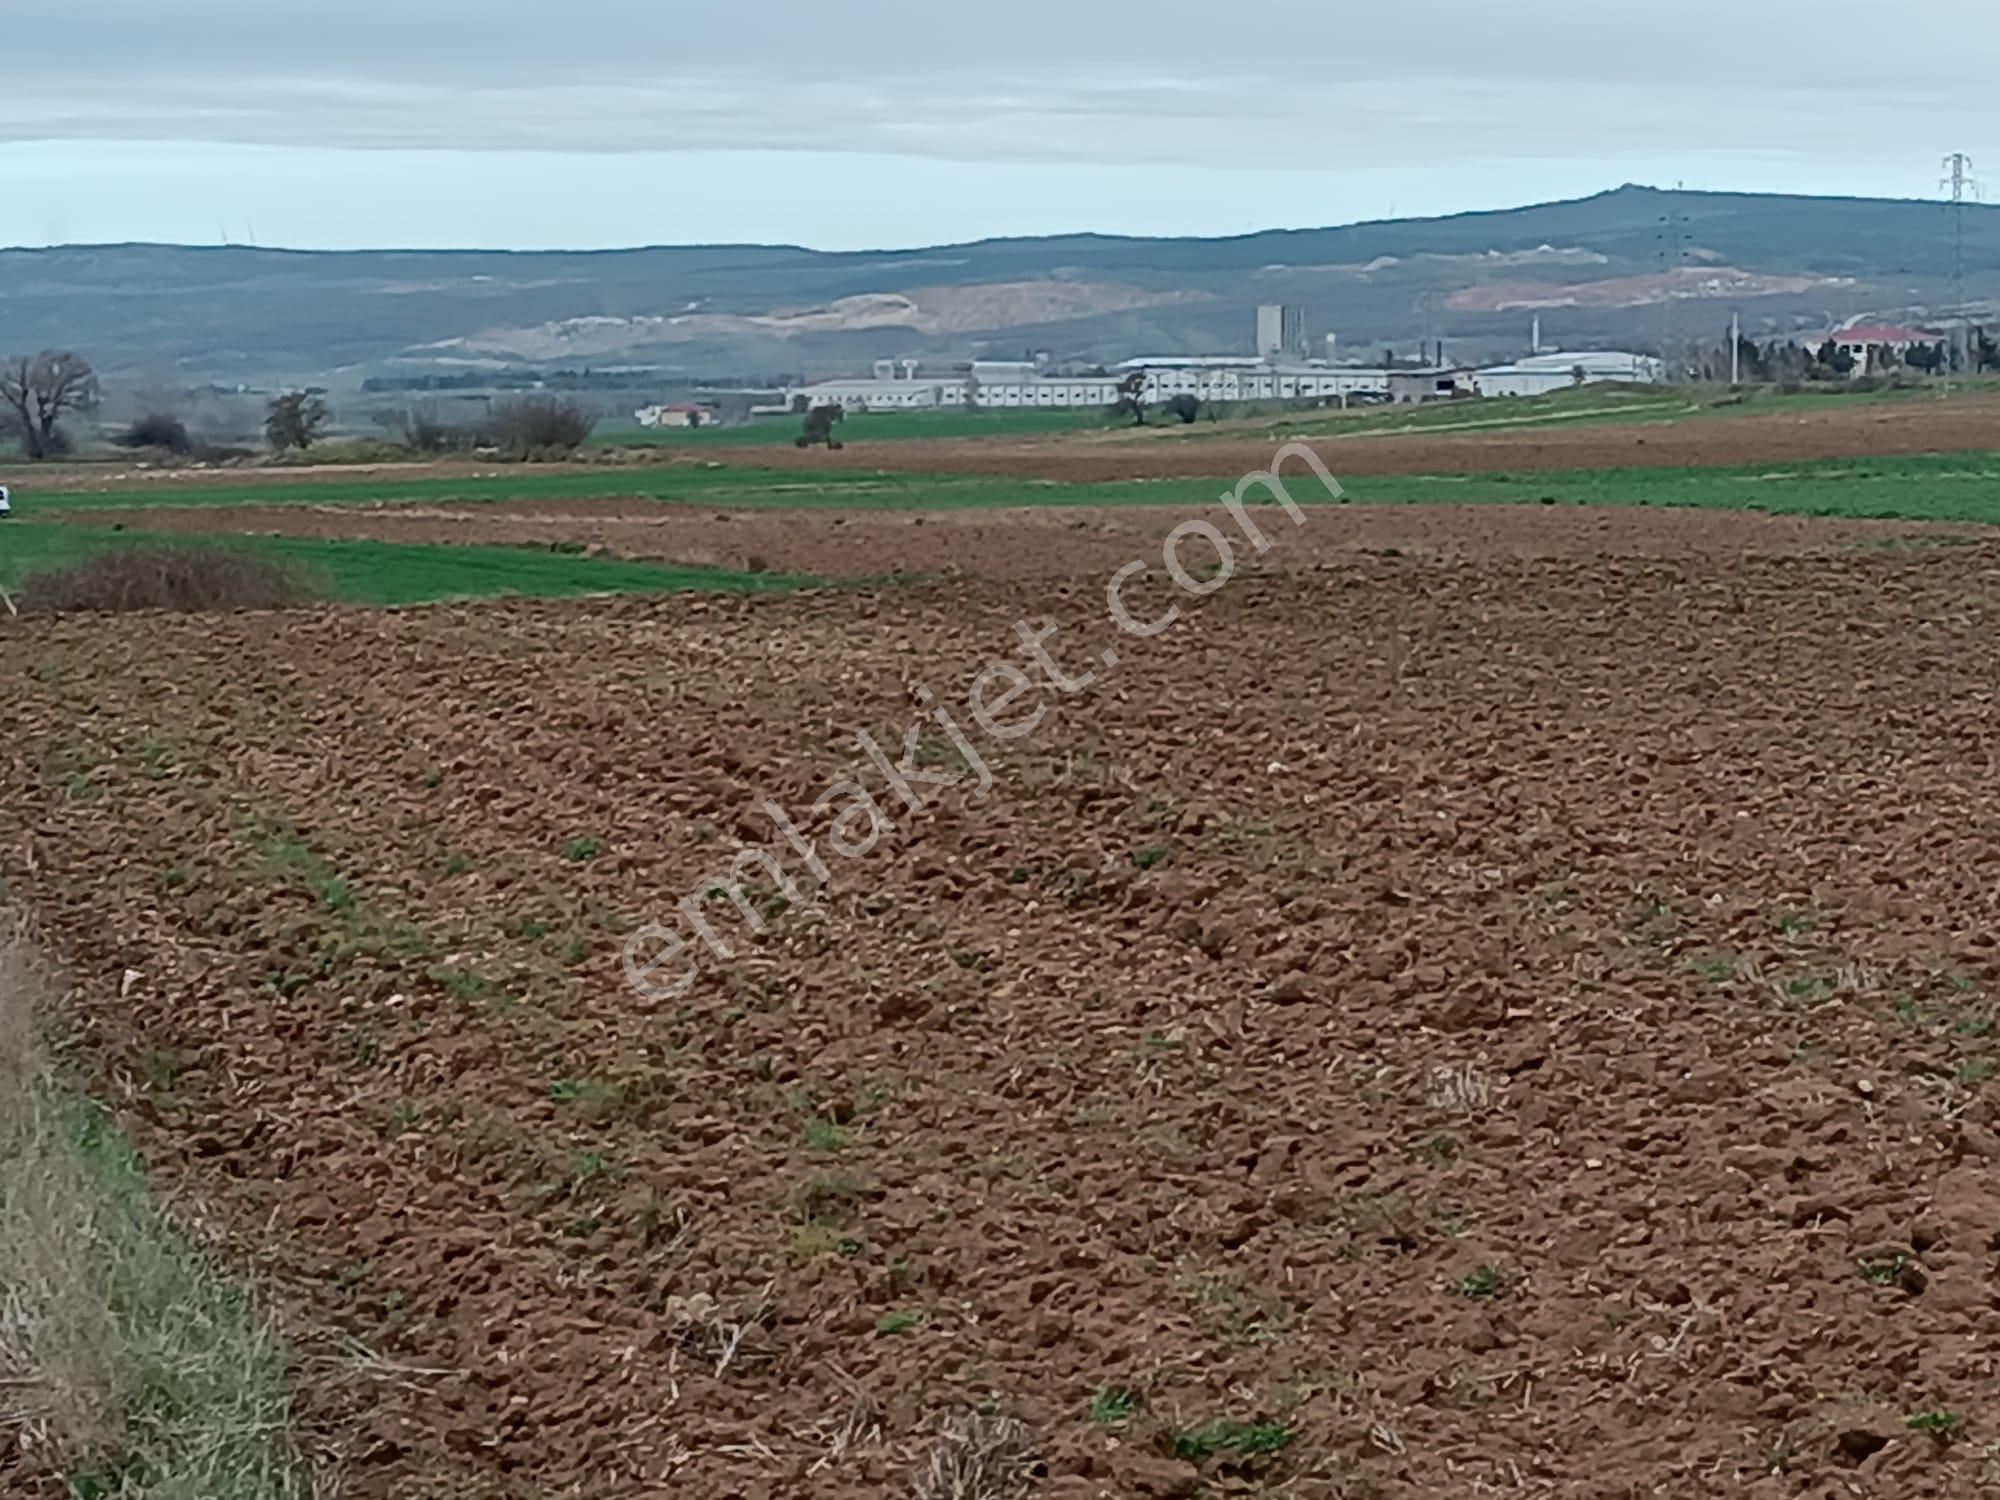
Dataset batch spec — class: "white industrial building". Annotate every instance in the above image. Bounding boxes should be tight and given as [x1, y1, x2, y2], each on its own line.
[785, 349, 1666, 413]
[1471, 351, 1667, 398]
[787, 354, 1393, 413]
[633, 401, 716, 428]
[1116, 356, 1391, 403]
[781, 310, 1662, 414]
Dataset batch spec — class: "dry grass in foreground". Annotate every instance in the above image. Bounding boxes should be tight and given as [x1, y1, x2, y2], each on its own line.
[0, 918, 327, 1500]
[13, 546, 324, 616]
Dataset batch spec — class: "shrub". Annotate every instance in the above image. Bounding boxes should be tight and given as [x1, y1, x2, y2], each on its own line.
[490, 397, 595, 460]
[16, 546, 325, 615]
[265, 437, 413, 467]
[401, 405, 484, 455]
[114, 414, 193, 454]
[796, 404, 845, 450]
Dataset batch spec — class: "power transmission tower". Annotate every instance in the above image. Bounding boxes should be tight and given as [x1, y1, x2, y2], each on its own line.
[1658, 190, 1689, 381]
[1942, 153, 1978, 386]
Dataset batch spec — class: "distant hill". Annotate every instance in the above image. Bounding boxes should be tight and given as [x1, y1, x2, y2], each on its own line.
[4, 185, 1997, 389]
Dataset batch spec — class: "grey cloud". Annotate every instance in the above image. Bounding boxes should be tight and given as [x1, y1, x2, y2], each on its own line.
[11, 0, 1999, 169]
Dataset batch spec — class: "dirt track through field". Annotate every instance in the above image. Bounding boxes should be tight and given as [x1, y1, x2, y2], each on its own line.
[6, 507, 2000, 1497]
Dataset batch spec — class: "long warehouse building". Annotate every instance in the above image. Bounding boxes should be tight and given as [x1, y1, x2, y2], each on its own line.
[786, 357, 1394, 412]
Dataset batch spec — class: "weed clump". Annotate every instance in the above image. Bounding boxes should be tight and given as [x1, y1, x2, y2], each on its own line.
[1168, 1418, 1295, 1461]
[1087, 1387, 1140, 1426]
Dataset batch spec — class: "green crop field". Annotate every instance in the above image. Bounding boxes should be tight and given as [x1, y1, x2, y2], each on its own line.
[1149, 380, 1989, 447]
[16, 466, 914, 512]
[1171, 384, 1697, 442]
[1349, 454, 2000, 523]
[0, 525, 814, 607]
[21, 452, 2000, 525]
[8, 452, 2000, 613]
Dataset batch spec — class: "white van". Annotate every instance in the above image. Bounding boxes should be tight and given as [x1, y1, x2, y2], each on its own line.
[0, 485, 11, 518]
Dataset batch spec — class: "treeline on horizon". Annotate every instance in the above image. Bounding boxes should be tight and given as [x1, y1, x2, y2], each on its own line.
[360, 368, 793, 395]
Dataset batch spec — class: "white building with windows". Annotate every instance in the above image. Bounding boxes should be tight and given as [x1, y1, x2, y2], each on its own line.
[781, 302, 1660, 413]
[786, 348, 1674, 412]
[1471, 350, 1667, 398]
[787, 356, 1392, 413]
[1115, 357, 1390, 404]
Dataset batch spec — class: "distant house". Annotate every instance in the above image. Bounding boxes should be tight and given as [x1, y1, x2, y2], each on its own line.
[1823, 324, 1941, 375]
[634, 401, 715, 429]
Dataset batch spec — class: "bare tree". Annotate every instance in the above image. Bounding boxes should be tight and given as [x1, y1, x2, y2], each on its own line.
[489, 396, 595, 459]
[399, 402, 481, 454]
[0, 352, 100, 460]
[1109, 370, 1149, 426]
[264, 391, 329, 452]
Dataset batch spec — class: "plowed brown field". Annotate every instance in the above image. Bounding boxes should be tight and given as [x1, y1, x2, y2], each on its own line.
[5, 509, 2000, 1499]
[37, 498, 1989, 582]
[740, 393, 2000, 483]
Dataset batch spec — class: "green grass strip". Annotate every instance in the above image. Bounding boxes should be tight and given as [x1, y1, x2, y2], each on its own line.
[0, 525, 816, 605]
[1, 926, 321, 1500]
[16, 450, 2000, 528]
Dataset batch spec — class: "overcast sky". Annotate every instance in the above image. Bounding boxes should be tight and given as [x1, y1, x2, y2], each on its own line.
[5, 0, 1995, 250]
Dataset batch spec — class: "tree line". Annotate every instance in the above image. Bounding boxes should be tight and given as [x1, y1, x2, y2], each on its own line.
[0, 349, 600, 462]
[1684, 328, 2000, 384]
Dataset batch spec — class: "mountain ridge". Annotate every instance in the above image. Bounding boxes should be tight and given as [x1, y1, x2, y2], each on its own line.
[4, 186, 1995, 385]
